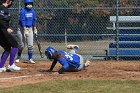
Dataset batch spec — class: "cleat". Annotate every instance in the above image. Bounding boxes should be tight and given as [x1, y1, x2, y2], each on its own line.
[15, 59, 20, 63]
[15, 56, 21, 63]
[84, 60, 91, 67]
[0, 67, 6, 72]
[67, 44, 79, 50]
[67, 44, 73, 49]
[29, 59, 35, 64]
[7, 64, 21, 71]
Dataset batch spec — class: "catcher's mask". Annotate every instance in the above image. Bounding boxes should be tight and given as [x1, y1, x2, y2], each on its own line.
[45, 46, 56, 59]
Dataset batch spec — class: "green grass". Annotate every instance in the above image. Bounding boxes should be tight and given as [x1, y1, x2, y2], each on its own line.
[0, 80, 140, 93]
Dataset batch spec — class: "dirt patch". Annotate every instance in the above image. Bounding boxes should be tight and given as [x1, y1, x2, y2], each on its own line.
[0, 60, 140, 88]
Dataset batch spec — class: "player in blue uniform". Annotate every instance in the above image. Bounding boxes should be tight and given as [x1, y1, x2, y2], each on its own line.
[45, 45, 90, 74]
[15, 0, 37, 63]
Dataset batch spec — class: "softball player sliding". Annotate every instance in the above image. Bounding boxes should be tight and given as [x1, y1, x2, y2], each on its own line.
[45, 45, 91, 74]
[15, 0, 37, 64]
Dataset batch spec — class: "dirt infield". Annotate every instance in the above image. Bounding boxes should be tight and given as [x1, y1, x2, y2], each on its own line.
[0, 60, 140, 88]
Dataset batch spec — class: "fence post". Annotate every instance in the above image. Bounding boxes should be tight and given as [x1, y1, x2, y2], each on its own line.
[18, 0, 21, 13]
[116, 0, 120, 61]
[64, 28, 68, 52]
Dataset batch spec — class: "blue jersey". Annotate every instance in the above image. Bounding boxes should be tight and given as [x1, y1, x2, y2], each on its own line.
[51, 50, 81, 71]
[19, 8, 36, 27]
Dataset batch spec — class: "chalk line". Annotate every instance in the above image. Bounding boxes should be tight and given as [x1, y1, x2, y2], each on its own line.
[0, 74, 45, 81]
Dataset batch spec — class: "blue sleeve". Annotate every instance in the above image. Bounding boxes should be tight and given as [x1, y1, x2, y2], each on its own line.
[57, 58, 69, 70]
[19, 9, 26, 27]
[49, 59, 57, 71]
[32, 9, 36, 27]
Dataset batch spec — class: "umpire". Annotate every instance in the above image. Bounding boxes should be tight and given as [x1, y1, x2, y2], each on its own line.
[0, 0, 21, 72]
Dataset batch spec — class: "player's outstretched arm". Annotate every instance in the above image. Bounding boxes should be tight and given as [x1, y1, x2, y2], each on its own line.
[48, 59, 57, 71]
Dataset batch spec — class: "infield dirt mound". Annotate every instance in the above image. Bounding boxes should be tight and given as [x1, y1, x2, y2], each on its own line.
[0, 60, 140, 88]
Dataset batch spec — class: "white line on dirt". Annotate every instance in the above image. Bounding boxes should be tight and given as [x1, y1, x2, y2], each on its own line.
[0, 74, 45, 81]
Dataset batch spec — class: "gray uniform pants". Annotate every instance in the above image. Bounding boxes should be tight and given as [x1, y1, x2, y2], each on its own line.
[17, 27, 34, 51]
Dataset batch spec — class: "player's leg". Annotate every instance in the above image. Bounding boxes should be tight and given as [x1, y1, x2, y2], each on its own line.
[67, 44, 90, 70]
[26, 27, 35, 64]
[0, 43, 20, 71]
[5, 33, 21, 71]
[0, 43, 10, 72]
[8, 47, 21, 71]
[77, 55, 85, 70]
[0, 29, 10, 72]
[15, 27, 25, 62]
[0, 28, 21, 71]
[67, 44, 79, 54]
[77, 55, 91, 71]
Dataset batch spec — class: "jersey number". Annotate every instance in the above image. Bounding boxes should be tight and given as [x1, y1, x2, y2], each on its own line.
[65, 54, 73, 61]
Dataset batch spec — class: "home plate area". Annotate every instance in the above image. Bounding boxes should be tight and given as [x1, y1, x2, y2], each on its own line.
[0, 61, 140, 88]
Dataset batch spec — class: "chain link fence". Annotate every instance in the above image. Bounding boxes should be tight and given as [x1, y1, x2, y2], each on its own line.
[1, 0, 140, 60]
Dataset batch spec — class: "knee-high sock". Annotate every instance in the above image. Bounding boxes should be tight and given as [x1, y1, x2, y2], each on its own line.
[9, 48, 18, 66]
[17, 47, 23, 58]
[0, 51, 9, 68]
[28, 49, 33, 60]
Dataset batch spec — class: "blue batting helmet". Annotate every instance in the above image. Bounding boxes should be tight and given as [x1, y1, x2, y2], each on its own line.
[45, 46, 56, 59]
[25, 0, 33, 4]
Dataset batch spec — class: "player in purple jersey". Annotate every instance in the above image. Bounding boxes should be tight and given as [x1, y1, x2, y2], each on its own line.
[45, 45, 90, 74]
